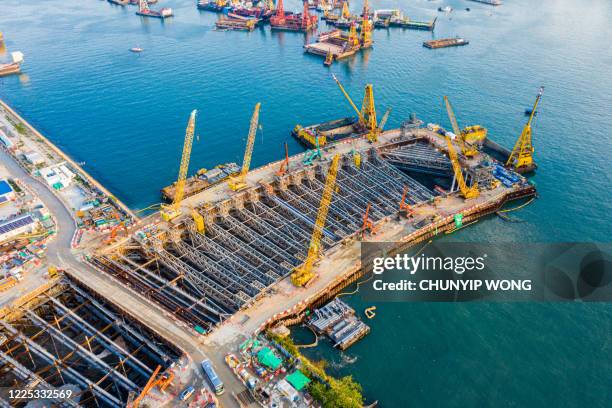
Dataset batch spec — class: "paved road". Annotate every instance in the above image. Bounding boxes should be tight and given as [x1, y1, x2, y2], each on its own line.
[0, 147, 245, 407]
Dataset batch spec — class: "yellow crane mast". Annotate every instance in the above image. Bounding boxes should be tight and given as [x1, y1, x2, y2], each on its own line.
[291, 154, 340, 287]
[161, 110, 197, 222]
[360, 0, 372, 47]
[332, 75, 381, 142]
[507, 86, 544, 173]
[341, 1, 350, 19]
[228, 103, 261, 191]
[445, 136, 479, 199]
[443, 96, 478, 158]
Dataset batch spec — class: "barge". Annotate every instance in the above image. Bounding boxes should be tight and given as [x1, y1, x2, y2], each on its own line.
[216, 16, 258, 31]
[390, 16, 437, 31]
[292, 117, 359, 148]
[161, 162, 240, 202]
[136, 0, 173, 19]
[306, 298, 370, 350]
[0, 52, 24, 77]
[270, 0, 318, 32]
[468, 0, 502, 5]
[424, 37, 469, 49]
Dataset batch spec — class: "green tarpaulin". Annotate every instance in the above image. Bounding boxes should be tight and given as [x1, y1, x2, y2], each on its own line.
[286, 370, 310, 391]
[257, 347, 282, 370]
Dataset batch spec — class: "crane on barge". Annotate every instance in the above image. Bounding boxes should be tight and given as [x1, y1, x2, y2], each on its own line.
[332, 75, 390, 143]
[228, 103, 261, 191]
[443, 96, 479, 158]
[161, 110, 197, 222]
[507, 86, 544, 173]
[291, 154, 340, 287]
[446, 136, 479, 199]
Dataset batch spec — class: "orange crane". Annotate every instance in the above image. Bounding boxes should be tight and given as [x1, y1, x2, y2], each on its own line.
[276, 142, 290, 176]
[399, 186, 414, 217]
[130, 366, 175, 407]
[360, 203, 377, 238]
[291, 154, 340, 287]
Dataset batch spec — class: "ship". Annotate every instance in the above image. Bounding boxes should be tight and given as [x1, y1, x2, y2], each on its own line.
[135, 0, 172, 18]
[468, 0, 502, 5]
[423, 37, 469, 49]
[197, 0, 228, 12]
[0, 52, 24, 77]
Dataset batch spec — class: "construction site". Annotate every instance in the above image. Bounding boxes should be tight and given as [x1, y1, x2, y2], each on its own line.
[88, 80, 541, 342]
[0, 275, 183, 407]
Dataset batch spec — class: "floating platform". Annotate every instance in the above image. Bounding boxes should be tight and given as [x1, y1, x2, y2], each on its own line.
[161, 162, 240, 202]
[390, 17, 436, 31]
[304, 30, 366, 64]
[292, 117, 359, 148]
[136, 7, 173, 19]
[0, 62, 20, 77]
[306, 298, 370, 350]
[424, 37, 469, 49]
[216, 16, 258, 31]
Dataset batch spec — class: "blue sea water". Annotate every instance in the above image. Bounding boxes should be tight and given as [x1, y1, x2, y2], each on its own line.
[1, 0, 611, 406]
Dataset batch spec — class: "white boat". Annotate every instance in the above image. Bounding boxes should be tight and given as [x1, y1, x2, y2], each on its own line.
[129, 47, 144, 53]
[0, 51, 24, 77]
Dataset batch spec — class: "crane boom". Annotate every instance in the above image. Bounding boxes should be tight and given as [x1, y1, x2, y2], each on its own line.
[506, 86, 543, 172]
[378, 107, 392, 131]
[443, 96, 477, 157]
[229, 103, 261, 191]
[332, 74, 363, 122]
[445, 136, 479, 199]
[161, 110, 197, 221]
[291, 154, 340, 286]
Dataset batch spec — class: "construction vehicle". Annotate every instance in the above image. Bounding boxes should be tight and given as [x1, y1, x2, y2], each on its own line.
[443, 96, 480, 158]
[291, 154, 340, 287]
[228, 103, 261, 191]
[276, 142, 290, 176]
[160, 110, 197, 222]
[332, 75, 390, 142]
[303, 135, 323, 165]
[192, 208, 205, 234]
[446, 136, 479, 199]
[507, 86, 544, 173]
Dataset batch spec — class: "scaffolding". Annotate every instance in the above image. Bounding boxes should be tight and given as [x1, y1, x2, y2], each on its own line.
[92, 146, 436, 330]
[0, 277, 181, 407]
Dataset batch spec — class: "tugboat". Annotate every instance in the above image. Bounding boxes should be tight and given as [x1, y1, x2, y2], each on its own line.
[0, 51, 24, 77]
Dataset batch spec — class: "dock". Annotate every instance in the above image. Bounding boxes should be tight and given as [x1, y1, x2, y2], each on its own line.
[306, 298, 370, 350]
[424, 37, 469, 49]
[90, 123, 536, 335]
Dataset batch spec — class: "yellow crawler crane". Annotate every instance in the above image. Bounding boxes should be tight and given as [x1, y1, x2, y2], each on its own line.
[161, 110, 197, 222]
[507, 86, 544, 173]
[443, 96, 478, 158]
[446, 136, 479, 199]
[291, 154, 340, 287]
[332, 75, 388, 142]
[228, 103, 261, 191]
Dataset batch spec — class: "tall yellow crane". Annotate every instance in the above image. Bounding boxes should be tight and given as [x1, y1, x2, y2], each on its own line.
[446, 136, 479, 199]
[161, 110, 197, 222]
[228, 103, 261, 191]
[332, 75, 381, 142]
[360, 0, 372, 47]
[291, 154, 340, 287]
[443, 96, 478, 158]
[507, 86, 544, 173]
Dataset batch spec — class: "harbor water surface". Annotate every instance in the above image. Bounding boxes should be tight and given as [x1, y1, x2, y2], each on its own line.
[1, 0, 611, 406]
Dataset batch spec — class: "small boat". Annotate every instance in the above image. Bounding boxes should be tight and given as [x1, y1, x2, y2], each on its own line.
[129, 47, 144, 53]
[524, 109, 537, 116]
[0, 51, 24, 77]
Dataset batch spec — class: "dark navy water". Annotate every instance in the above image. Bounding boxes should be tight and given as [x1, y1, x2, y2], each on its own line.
[1, 0, 611, 406]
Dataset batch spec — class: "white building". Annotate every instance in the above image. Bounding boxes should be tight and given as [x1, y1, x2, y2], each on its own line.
[39, 163, 75, 190]
[23, 151, 45, 165]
